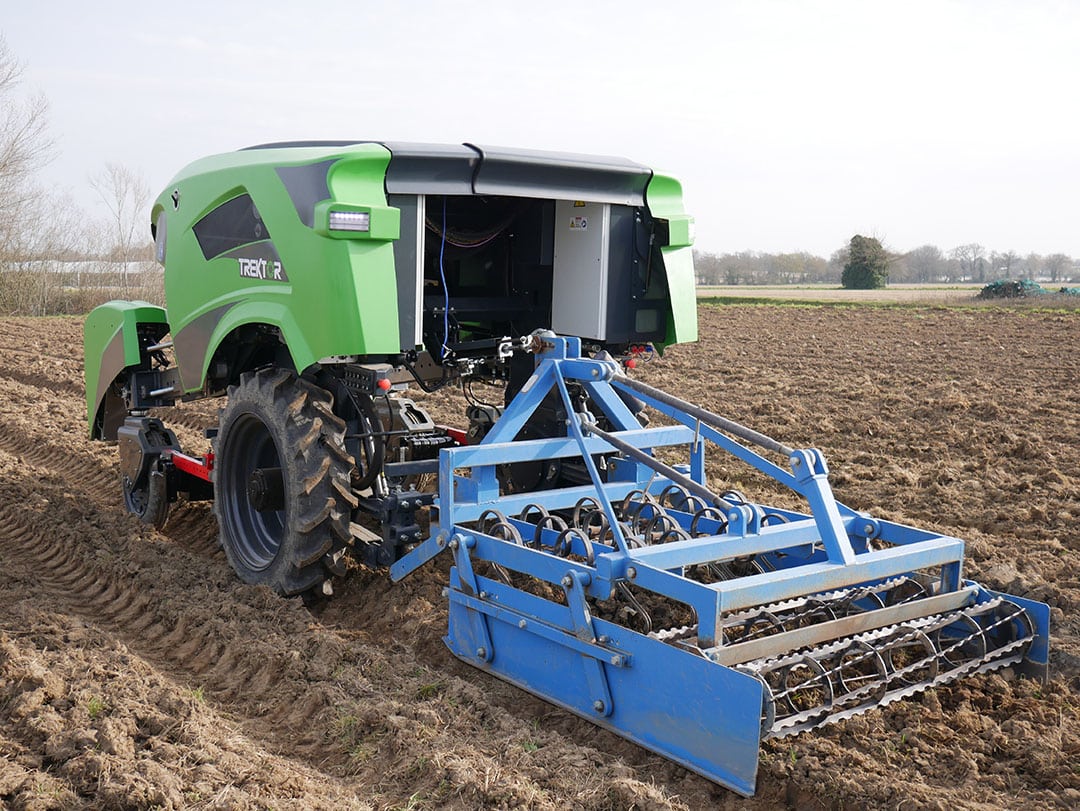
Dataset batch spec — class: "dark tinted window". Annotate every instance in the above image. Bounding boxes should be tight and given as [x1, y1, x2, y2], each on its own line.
[193, 194, 266, 260]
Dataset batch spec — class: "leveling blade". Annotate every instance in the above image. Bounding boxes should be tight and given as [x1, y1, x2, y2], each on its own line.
[443, 556, 766, 796]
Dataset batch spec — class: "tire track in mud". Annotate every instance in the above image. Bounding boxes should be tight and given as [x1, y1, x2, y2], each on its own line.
[0, 366, 82, 396]
[0, 345, 224, 563]
[0, 415, 223, 562]
[0, 376, 225, 564]
[0, 415, 116, 497]
[160, 501, 225, 560]
[0, 493, 348, 765]
[0, 491, 663, 811]
[0, 335, 84, 364]
[0, 351, 322, 736]
[150, 405, 217, 435]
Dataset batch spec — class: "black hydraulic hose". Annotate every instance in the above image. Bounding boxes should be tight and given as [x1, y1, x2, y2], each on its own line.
[402, 357, 456, 393]
[579, 419, 730, 510]
[612, 377, 795, 457]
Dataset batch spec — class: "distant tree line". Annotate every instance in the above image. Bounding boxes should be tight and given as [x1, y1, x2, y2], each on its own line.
[692, 251, 833, 285]
[695, 242, 1077, 287]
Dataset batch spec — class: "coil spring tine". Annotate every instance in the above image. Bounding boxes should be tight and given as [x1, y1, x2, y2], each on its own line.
[489, 520, 524, 546]
[619, 497, 647, 526]
[476, 508, 506, 534]
[617, 490, 639, 518]
[658, 483, 690, 509]
[531, 514, 568, 549]
[555, 527, 595, 566]
[656, 483, 711, 515]
[643, 511, 682, 543]
[518, 503, 550, 525]
[682, 494, 710, 515]
[596, 520, 623, 546]
[616, 521, 647, 549]
[618, 489, 657, 518]
[591, 509, 613, 538]
[659, 527, 692, 543]
[690, 507, 727, 537]
[572, 497, 601, 528]
[488, 522, 524, 587]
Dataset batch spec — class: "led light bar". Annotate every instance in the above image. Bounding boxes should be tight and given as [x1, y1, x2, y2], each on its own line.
[328, 210, 371, 232]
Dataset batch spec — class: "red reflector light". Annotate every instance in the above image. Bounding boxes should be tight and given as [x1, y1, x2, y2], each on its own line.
[377, 378, 392, 391]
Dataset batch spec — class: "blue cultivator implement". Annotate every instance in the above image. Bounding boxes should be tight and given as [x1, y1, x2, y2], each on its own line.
[393, 334, 1049, 796]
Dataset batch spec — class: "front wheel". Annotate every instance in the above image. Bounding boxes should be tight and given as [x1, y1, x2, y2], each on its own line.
[213, 368, 356, 596]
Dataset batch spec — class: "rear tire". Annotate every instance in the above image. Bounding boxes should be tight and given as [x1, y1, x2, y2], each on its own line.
[213, 368, 356, 596]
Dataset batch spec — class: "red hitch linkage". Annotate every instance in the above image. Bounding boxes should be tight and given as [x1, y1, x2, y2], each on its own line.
[162, 449, 214, 482]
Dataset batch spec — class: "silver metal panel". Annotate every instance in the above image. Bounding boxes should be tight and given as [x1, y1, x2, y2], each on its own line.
[552, 200, 610, 340]
[414, 195, 425, 347]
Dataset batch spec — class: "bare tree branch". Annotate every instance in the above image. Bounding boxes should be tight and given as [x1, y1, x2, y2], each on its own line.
[0, 36, 54, 260]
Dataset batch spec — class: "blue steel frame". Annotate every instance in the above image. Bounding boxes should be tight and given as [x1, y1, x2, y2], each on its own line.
[392, 335, 1051, 796]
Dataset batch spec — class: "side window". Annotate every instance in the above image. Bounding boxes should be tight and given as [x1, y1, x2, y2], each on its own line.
[192, 194, 266, 260]
[153, 211, 167, 266]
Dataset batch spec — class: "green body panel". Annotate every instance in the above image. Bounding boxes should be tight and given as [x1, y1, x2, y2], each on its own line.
[157, 143, 402, 392]
[645, 172, 698, 347]
[83, 300, 168, 437]
[89, 143, 699, 407]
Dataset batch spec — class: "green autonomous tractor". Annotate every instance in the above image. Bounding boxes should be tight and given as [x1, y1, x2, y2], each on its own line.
[85, 141, 697, 595]
[84, 141, 1048, 795]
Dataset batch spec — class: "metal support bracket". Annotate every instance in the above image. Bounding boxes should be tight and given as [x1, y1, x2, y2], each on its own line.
[562, 570, 614, 717]
[451, 533, 493, 663]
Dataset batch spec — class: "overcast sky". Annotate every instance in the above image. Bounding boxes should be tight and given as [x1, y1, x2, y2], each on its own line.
[4, 1, 1078, 258]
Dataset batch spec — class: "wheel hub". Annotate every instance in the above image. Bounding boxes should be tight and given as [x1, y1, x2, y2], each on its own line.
[247, 466, 285, 512]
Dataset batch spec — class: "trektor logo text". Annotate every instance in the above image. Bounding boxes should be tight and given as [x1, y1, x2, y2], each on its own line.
[238, 256, 288, 282]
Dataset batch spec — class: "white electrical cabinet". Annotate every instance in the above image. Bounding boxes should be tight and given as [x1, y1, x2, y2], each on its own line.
[552, 200, 611, 341]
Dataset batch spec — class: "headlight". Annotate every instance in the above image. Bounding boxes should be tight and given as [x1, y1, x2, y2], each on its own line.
[328, 210, 371, 232]
[314, 201, 400, 241]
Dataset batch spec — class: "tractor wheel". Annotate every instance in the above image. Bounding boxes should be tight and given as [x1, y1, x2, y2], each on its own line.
[213, 368, 357, 596]
[121, 462, 169, 529]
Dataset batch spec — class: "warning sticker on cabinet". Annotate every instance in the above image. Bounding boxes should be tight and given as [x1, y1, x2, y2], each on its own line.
[569, 217, 588, 230]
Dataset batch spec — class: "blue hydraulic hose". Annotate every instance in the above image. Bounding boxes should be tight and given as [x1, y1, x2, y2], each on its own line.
[439, 197, 450, 359]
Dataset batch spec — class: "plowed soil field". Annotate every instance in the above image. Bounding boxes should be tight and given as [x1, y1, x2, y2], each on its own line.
[1, 305, 1077, 810]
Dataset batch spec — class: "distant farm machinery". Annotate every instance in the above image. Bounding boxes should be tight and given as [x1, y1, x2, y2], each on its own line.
[85, 141, 1049, 795]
